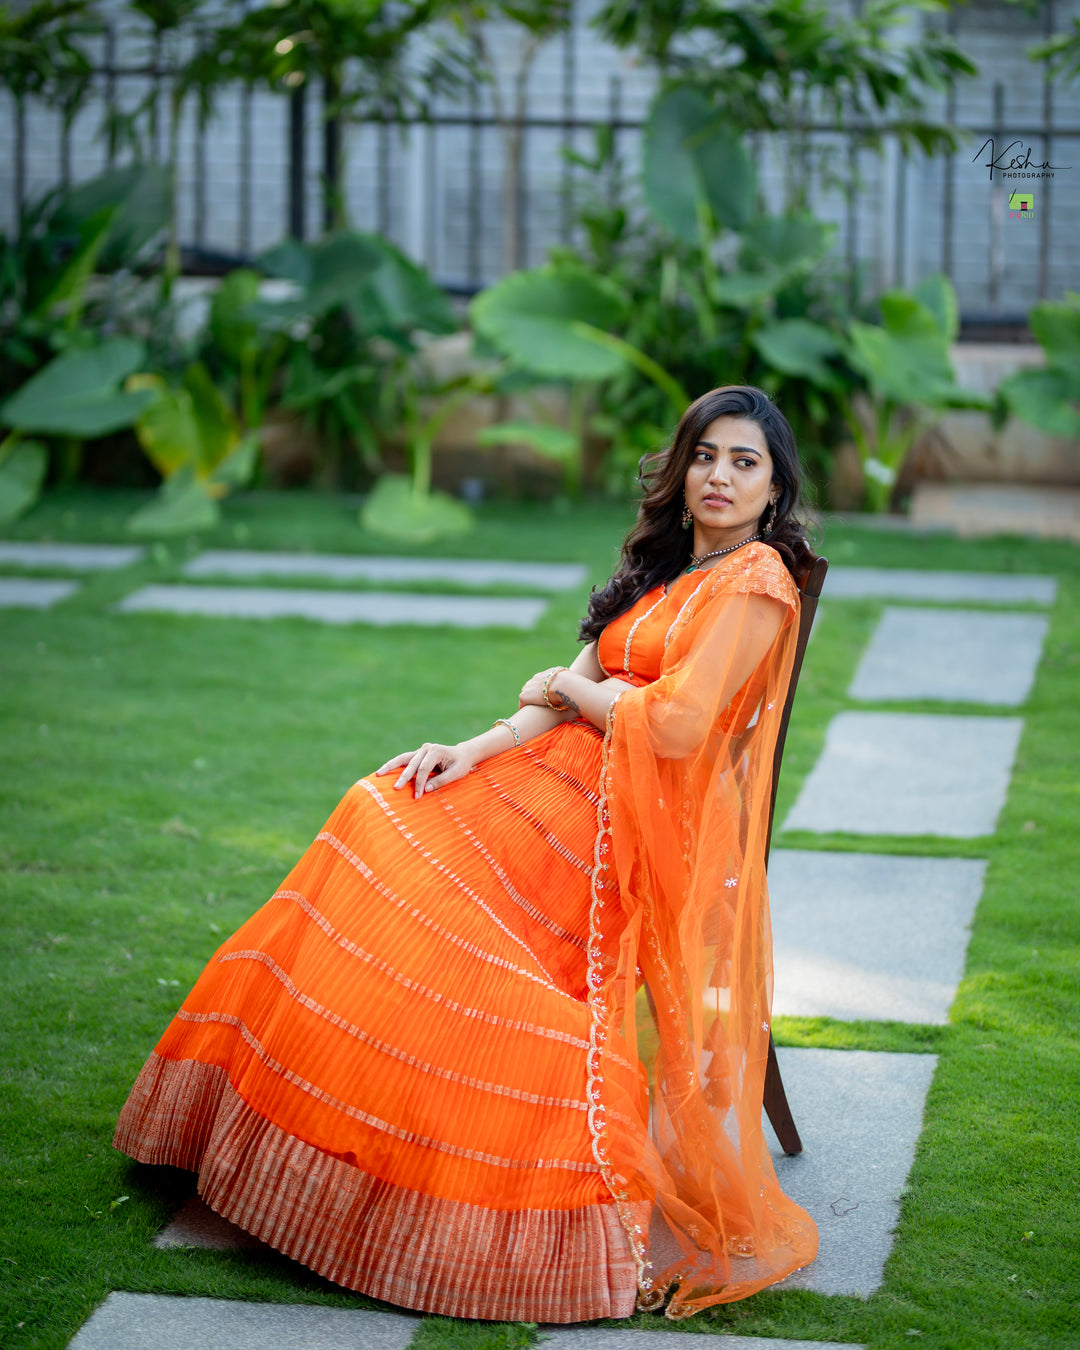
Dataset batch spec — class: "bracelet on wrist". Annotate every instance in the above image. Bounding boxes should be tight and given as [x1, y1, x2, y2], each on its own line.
[542, 667, 569, 711]
[492, 717, 520, 747]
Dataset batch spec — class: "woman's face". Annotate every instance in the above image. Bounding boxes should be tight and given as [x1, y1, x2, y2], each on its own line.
[683, 415, 777, 542]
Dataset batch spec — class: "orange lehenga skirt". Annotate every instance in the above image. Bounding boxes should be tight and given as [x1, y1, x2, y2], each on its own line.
[115, 721, 642, 1321]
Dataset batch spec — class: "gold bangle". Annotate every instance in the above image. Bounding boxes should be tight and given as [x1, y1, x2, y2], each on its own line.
[492, 717, 520, 747]
[542, 666, 569, 711]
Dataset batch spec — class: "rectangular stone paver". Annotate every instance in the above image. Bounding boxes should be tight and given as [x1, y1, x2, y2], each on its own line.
[0, 541, 144, 570]
[68, 1293, 419, 1349]
[770, 1047, 937, 1296]
[782, 711, 1023, 838]
[0, 577, 79, 608]
[543, 1332, 861, 1350]
[825, 566, 1056, 606]
[117, 585, 548, 630]
[849, 607, 1048, 706]
[184, 550, 588, 592]
[769, 850, 987, 1023]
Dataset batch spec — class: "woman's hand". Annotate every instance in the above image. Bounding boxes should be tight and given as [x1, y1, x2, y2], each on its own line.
[519, 667, 572, 712]
[375, 741, 479, 799]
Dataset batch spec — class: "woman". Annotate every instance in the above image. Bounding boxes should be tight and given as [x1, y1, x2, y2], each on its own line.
[115, 385, 818, 1322]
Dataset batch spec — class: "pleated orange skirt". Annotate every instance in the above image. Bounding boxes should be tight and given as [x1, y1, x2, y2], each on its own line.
[115, 722, 642, 1321]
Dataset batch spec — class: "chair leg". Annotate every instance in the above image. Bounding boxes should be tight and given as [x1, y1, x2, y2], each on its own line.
[763, 1033, 803, 1155]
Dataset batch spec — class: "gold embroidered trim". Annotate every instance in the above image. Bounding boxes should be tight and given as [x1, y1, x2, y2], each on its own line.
[173, 1009, 600, 1173]
[437, 796, 589, 951]
[585, 689, 660, 1309]
[268, 887, 592, 1050]
[624, 586, 667, 674]
[315, 830, 571, 1001]
[216, 948, 589, 1112]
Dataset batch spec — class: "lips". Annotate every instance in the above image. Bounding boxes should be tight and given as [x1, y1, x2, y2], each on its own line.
[702, 495, 733, 507]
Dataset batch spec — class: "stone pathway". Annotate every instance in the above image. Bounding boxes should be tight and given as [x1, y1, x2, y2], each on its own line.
[783, 711, 1023, 837]
[65, 559, 1054, 1349]
[0, 577, 80, 608]
[67, 1294, 420, 1350]
[116, 584, 549, 629]
[848, 607, 1048, 706]
[183, 550, 587, 591]
[825, 565, 1056, 605]
[769, 851, 986, 1023]
[0, 541, 144, 569]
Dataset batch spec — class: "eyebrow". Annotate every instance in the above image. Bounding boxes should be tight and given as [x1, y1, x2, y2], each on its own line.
[695, 440, 763, 456]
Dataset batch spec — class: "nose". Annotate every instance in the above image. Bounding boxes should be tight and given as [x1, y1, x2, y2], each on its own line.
[707, 455, 731, 485]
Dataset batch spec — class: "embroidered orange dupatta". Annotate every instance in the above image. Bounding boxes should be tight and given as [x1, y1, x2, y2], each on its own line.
[589, 545, 817, 1316]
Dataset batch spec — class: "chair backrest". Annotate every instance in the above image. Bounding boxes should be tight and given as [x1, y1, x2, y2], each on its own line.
[764, 554, 829, 865]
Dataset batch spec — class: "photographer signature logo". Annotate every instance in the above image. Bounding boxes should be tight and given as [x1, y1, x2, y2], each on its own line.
[974, 138, 1070, 180]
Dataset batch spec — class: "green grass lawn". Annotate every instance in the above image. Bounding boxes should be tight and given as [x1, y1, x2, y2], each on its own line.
[2, 490, 1078, 1350]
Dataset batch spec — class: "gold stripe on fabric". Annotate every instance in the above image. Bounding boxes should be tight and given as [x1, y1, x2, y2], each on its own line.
[355, 783, 569, 993]
[216, 948, 589, 1112]
[267, 887, 592, 1052]
[173, 1008, 600, 1173]
[436, 796, 588, 952]
[520, 743, 602, 806]
[473, 769, 593, 874]
[664, 576, 709, 650]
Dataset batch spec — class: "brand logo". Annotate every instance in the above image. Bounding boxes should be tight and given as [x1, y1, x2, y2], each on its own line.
[1009, 191, 1035, 219]
[973, 138, 1070, 181]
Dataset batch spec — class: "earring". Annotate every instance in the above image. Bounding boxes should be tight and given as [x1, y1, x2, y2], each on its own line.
[681, 499, 693, 529]
[762, 499, 778, 532]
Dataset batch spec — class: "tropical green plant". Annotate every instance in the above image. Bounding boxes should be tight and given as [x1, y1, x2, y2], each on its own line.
[252, 230, 460, 493]
[124, 361, 259, 536]
[470, 262, 689, 494]
[1029, 17, 1080, 83]
[183, 0, 450, 231]
[537, 86, 859, 495]
[0, 0, 99, 203]
[593, 0, 977, 208]
[842, 273, 990, 511]
[997, 293, 1080, 440]
[443, 0, 572, 271]
[0, 338, 158, 524]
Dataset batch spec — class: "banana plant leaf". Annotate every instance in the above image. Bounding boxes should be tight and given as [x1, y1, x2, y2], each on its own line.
[739, 214, 833, 275]
[209, 269, 262, 366]
[255, 233, 456, 340]
[470, 266, 629, 381]
[28, 206, 115, 322]
[998, 368, 1080, 439]
[642, 85, 755, 242]
[126, 465, 221, 538]
[359, 473, 473, 544]
[50, 164, 170, 271]
[0, 337, 155, 437]
[208, 434, 260, 491]
[752, 318, 844, 390]
[127, 363, 241, 479]
[0, 439, 48, 525]
[1029, 293, 1080, 370]
[476, 421, 580, 463]
[912, 272, 959, 342]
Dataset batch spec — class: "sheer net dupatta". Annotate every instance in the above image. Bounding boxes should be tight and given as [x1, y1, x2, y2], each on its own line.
[589, 551, 818, 1318]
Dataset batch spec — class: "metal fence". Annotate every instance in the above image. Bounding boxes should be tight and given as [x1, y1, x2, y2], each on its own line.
[3, 0, 1079, 325]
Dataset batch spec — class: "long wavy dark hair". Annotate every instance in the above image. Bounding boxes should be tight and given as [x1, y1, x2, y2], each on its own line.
[580, 385, 814, 642]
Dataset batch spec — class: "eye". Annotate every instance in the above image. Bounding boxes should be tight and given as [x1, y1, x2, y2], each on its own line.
[694, 449, 713, 462]
[735, 456, 757, 469]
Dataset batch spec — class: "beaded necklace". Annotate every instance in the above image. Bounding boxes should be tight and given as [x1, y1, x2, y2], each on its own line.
[684, 532, 761, 575]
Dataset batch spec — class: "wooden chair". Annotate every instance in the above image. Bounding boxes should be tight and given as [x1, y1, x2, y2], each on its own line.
[761, 553, 829, 1155]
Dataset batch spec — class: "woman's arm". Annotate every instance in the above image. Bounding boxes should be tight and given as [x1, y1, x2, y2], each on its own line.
[376, 641, 612, 798]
